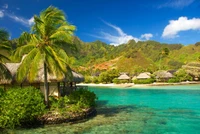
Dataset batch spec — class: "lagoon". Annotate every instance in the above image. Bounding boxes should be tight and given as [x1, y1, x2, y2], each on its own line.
[7, 84, 200, 134]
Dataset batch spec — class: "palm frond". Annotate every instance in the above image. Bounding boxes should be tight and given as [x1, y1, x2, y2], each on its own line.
[0, 28, 9, 42]
[27, 51, 42, 82]
[0, 54, 10, 62]
[44, 46, 67, 73]
[31, 15, 45, 36]
[18, 32, 39, 46]
[13, 43, 35, 61]
[46, 55, 64, 80]
[16, 48, 38, 82]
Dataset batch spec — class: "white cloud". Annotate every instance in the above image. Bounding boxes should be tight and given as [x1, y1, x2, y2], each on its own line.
[141, 33, 153, 40]
[28, 17, 34, 26]
[97, 21, 140, 46]
[0, 10, 4, 18]
[16, 7, 20, 10]
[3, 4, 8, 9]
[159, 0, 194, 8]
[6, 13, 34, 27]
[162, 17, 200, 38]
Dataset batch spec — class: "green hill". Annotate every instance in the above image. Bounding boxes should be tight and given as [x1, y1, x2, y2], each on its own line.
[65, 37, 200, 75]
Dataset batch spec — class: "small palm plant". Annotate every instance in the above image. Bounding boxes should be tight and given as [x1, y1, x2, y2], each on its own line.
[14, 6, 76, 106]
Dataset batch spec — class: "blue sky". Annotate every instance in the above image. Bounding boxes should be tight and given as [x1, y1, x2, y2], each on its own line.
[1, 0, 200, 45]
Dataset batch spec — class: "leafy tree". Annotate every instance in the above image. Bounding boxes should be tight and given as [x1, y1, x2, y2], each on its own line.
[0, 28, 12, 81]
[14, 6, 76, 106]
[99, 69, 119, 83]
[175, 69, 192, 81]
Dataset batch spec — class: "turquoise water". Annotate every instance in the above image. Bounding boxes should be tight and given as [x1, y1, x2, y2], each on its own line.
[5, 85, 200, 134]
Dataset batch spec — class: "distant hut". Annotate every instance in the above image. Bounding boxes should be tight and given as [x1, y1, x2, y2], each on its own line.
[0, 62, 84, 97]
[154, 70, 173, 82]
[118, 74, 130, 80]
[136, 72, 151, 79]
[182, 62, 200, 81]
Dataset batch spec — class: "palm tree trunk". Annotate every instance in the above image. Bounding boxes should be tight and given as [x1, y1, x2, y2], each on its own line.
[44, 62, 49, 107]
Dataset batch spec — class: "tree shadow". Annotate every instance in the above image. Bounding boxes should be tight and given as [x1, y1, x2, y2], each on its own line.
[96, 100, 109, 107]
[96, 105, 138, 117]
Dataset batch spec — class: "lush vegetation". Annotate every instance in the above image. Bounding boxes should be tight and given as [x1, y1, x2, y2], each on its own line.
[0, 87, 46, 129]
[0, 29, 12, 80]
[13, 6, 76, 106]
[50, 89, 97, 114]
[66, 38, 200, 77]
[168, 69, 193, 83]
[133, 78, 155, 84]
[0, 87, 97, 129]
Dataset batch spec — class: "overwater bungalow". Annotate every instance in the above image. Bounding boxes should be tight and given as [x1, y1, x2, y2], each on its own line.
[0, 62, 84, 97]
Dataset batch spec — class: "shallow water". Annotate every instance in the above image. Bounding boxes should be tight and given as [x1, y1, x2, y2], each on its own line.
[5, 84, 200, 134]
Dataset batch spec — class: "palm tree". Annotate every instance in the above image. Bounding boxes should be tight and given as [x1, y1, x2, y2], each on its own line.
[0, 29, 11, 81]
[14, 6, 76, 106]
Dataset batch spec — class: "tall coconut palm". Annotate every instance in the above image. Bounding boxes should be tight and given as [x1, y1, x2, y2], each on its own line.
[14, 6, 76, 106]
[0, 29, 11, 81]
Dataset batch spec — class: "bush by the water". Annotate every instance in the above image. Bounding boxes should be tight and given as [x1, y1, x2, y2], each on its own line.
[133, 78, 155, 84]
[167, 77, 180, 83]
[113, 78, 130, 84]
[0, 87, 46, 129]
[50, 89, 97, 113]
[0, 87, 4, 97]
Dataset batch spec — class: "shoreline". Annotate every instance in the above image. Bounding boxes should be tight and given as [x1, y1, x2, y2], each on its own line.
[77, 81, 200, 88]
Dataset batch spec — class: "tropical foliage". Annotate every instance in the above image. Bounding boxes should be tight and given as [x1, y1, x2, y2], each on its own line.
[67, 38, 200, 76]
[13, 6, 76, 105]
[0, 29, 12, 80]
[133, 78, 155, 84]
[0, 87, 46, 129]
[49, 89, 97, 114]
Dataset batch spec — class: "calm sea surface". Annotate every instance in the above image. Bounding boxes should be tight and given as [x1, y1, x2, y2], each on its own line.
[6, 85, 200, 134]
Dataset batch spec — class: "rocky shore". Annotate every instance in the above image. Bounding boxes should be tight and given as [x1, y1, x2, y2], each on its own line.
[39, 108, 97, 125]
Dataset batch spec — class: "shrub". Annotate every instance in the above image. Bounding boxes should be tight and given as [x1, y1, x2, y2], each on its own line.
[84, 76, 92, 83]
[68, 89, 97, 108]
[49, 89, 97, 113]
[0, 87, 46, 128]
[168, 77, 180, 83]
[120, 80, 130, 83]
[133, 78, 155, 84]
[175, 69, 193, 81]
[0, 87, 4, 97]
[92, 76, 99, 84]
[113, 78, 120, 84]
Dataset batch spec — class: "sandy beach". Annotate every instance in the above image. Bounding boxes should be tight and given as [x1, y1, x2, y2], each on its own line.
[77, 81, 200, 88]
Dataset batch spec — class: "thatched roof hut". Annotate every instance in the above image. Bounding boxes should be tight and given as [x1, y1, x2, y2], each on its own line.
[136, 72, 151, 79]
[118, 74, 130, 80]
[154, 70, 173, 82]
[182, 62, 200, 79]
[0, 62, 84, 85]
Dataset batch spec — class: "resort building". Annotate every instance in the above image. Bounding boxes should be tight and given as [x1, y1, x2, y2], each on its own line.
[154, 70, 173, 82]
[0, 62, 84, 97]
[136, 72, 151, 80]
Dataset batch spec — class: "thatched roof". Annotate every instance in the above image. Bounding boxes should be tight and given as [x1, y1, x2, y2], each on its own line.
[0, 62, 84, 84]
[136, 72, 151, 79]
[182, 62, 200, 77]
[118, 74, 130, 80]
[154, 71, 173, 79]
